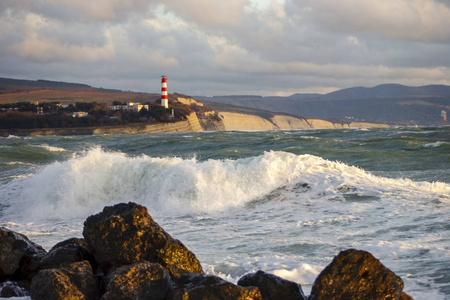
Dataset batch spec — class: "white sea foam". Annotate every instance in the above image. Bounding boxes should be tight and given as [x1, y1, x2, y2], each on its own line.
[273, 263, 322, 286]
[36, 144, 67, 152]
[2, 147, 448, 223]
[423, 141, 447, 148]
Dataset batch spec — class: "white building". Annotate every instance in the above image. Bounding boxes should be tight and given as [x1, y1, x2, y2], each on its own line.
[107, 102, 149, 112]
[71, 112, 89, 118]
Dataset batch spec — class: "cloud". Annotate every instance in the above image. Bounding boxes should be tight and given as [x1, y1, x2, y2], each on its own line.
[0, 0, 449, 96]
[288, 0, 450, 43]
[162, 0, 250, 28]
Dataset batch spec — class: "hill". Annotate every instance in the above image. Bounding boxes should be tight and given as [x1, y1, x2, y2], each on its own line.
[0, 77, 160, 105]
[323, 84, 450, 100]
[198, 84, 450, 126]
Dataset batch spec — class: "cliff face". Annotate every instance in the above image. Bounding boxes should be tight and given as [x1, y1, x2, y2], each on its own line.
[217, 112, 278, 131]
[93, 112, 203, 135]
[215, 112, 389, 131]
[0, 111, 389, 137]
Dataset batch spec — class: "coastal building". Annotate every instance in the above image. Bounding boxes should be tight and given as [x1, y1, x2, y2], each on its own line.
[71, 112, 88, 118]
[107, 102, 149, 112]
[161, 76, 169, 109]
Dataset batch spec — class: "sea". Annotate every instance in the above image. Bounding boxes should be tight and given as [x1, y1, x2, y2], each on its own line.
[0, 127, 449, 299]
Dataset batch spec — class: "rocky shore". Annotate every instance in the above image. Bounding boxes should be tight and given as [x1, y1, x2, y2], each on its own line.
[0, 202, 413, 299]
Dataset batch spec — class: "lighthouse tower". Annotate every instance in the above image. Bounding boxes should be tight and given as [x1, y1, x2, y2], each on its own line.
[161, 76, 169, 109]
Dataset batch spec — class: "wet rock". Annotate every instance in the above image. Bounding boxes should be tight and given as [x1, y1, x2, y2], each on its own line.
[293, 182, 311, 193]
[101, 261, 171, 300]
[0, 227, 46, 281]
[167, 272, 262, 300]
[30, 260, 99, 300]
[0, 281, 29, 297]
[83, 202, 203, 278]
[31, 238, 97, 273]
[309, 249, 404, 300]
[238, 270, 307, 300]
[336, 184, 357, 193]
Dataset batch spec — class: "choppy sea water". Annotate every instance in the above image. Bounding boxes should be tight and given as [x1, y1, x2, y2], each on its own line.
[0, 127, 449, 299]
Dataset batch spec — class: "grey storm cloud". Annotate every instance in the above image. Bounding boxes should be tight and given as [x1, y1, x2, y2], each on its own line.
[0, 0, 449, 96]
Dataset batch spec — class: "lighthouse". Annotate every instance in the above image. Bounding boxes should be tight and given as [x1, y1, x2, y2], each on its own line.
[161, 76, 169, 109]
[441, 110, 447, 121]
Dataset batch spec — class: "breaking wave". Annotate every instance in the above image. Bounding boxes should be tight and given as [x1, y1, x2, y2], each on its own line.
[2, 147, 449, 221]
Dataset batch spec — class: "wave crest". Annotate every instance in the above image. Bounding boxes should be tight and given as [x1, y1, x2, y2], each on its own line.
[2, 147, 449, 221]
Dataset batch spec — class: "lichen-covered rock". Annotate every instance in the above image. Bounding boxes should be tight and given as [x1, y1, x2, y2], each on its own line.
[82, 202, 203, 278]
[238, 270, 306, 300]
[30, 260, 99, 300]
[0, 227, 46, 281]
[401, 292, 414, 299]
[309, 249, 404, 300]
[101, 261, 171, 300]
[167, 272, 262, 300]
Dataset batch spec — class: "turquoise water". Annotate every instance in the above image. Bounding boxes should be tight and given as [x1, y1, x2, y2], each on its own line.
[1, 127, 449, 299]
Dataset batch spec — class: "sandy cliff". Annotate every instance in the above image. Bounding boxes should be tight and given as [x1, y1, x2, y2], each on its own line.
[217, 112, 278, 131]
[216, 112, 389, 131]
[93, 112, 203, 134]
[347, 122, 390, 128]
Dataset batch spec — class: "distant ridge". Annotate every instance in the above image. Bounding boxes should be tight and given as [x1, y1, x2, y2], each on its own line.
[0, 77, 128, 94]
[0, 77, 93, 90]
[288, 93, 324, 100]
[204, 84, 450, 100]
[322, 84, 450, 100]
[200, 83, 450, 126]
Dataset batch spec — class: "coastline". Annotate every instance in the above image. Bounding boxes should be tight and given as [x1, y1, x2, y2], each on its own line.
[0, 111, 390, 137]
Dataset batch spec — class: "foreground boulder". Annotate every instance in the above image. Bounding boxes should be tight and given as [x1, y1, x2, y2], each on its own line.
[30, 238, 97, 273]
[30, 260, 98, 300]
[167, 272, 262, 300]
[0, 203, 414, 299]
[83, 202, 204, 279]
[0, 227, 46, 281]
[101, 261, 171, 300]
[0, 281, 29, 297]
[238, 270, 307, 300]
[309, 249, 404, 300]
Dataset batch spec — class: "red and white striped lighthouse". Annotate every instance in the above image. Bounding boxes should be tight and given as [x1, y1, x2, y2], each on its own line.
[161, 75, 169, 109]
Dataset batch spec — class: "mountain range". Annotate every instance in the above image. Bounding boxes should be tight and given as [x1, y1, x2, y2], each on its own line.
[290, 83, 450, 100]
[198, 84, 450, 126]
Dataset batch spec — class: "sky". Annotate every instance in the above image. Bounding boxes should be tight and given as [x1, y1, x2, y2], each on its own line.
[1, 0, 450, 96]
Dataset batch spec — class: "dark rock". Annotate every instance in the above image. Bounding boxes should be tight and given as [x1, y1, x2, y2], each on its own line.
[0, 281, 29, 297]
[167, 272, 262, 300]
[401, 292, 415, 300]
[30, 260, 99, 300]
[30, 238, 97, 273]
[0, 227, 46, 281]
[336, 184, 357, 193]
[309, 249, 404, 300]
[238, 270, 307, 300]
[101, 261, 171, 300]
[83, 202, 204, 278]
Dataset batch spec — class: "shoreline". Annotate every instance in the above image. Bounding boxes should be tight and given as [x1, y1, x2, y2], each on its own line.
[0, 111, 392, 137]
